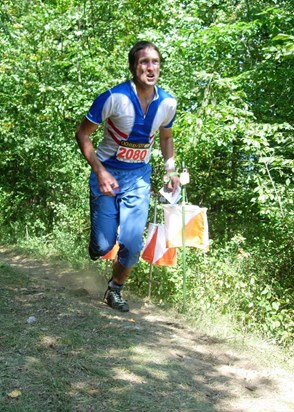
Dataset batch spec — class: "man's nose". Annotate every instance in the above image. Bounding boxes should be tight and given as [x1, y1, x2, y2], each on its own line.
[146, 61, 154, 70]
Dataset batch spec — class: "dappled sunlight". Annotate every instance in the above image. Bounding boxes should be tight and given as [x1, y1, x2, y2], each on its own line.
[24, 356, 41, 368]
[40, 335, 59, 349]
[1, 247, 294, 412]
[112, 368, 147, 384]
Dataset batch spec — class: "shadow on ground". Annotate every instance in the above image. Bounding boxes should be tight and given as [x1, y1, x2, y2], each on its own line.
[1, 247, 293, 412]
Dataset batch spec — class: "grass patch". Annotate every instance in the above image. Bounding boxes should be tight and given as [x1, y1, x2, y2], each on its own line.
[0, 261, 216, 412]
[1, 248, 294, 412]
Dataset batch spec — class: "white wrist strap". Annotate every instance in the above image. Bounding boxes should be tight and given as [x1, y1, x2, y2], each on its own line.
[164, 158, 175, 171]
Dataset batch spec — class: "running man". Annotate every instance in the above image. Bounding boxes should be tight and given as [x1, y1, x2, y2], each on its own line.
[75, 41, 179, 312]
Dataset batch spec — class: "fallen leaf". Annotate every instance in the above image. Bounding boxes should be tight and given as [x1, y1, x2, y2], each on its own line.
[7, 389, 22, 398]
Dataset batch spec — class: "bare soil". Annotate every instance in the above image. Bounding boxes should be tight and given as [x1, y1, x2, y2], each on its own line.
[0, 246, 293, 412]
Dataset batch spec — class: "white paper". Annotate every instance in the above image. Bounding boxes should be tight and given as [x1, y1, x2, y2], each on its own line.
[159, 185, 181, 204]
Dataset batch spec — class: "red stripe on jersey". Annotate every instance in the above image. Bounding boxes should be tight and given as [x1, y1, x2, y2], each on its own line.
[108, 119, 128, 139]
[107, 128, 121, 145]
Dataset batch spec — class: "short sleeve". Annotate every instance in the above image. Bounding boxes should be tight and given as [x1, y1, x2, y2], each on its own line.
[162, 97, 177, 128]
[86, 90, 113, 124]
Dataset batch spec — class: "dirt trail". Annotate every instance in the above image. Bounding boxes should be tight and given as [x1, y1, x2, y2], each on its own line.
[1, 246, 293, 412]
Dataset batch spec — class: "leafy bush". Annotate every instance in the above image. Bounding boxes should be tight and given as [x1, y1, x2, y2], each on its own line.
[131, 234, 293, 347]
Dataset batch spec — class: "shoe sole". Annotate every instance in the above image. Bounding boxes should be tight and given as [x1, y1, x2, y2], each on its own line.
[104, 298, 129, 312]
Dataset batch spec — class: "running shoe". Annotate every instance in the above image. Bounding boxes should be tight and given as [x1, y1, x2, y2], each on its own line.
[104, 289, 129, 312]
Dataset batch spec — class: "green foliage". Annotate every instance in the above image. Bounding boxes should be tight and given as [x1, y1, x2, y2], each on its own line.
[132, 235, 293, 347]
[0, 0, 293, 346]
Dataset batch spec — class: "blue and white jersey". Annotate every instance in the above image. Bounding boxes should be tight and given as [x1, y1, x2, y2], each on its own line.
[86, 80, 177, 169]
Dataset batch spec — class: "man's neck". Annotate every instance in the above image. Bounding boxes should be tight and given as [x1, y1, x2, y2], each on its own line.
[132, 80, 155, 100]
[132, 80, 156, 115]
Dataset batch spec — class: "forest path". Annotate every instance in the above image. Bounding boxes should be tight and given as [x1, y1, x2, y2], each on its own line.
[0, 246, 293, 412]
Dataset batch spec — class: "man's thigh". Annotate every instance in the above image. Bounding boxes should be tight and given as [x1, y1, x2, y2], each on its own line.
[90, 192, 119, 255]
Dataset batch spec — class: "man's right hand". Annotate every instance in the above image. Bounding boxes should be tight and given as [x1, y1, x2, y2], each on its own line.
[96, 168, 119, 196]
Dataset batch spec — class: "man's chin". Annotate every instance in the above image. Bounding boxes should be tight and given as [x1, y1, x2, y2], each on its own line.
[135, 77, 158, 88]
[146, 78, 157, 86]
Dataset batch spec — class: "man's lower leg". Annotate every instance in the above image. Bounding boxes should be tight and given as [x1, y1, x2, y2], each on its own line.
[112, 258, 133, 285]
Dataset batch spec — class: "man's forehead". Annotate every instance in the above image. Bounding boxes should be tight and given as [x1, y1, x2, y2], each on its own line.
[136, 47, 160, 60]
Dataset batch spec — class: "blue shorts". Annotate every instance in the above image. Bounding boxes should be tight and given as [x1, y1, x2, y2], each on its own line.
[89, 163, 151, 268]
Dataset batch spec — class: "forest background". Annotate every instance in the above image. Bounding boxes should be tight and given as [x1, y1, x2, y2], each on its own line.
[0, 0, 293, 348]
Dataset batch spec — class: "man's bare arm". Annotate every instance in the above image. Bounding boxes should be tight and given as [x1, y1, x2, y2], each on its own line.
[75, 118, 119, 195]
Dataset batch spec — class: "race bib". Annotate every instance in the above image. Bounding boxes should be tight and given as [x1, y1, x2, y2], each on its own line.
[116, 141, 151, 163]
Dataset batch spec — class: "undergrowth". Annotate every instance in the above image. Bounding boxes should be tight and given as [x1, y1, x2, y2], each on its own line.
[131, 234, 294, 349]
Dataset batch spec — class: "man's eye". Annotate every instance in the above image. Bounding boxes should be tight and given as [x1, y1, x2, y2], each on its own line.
[139, 60, 160, 65]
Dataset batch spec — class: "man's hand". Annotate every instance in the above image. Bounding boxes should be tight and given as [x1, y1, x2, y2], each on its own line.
[96, 168, 119, 196]
[170, 174, 180, 193]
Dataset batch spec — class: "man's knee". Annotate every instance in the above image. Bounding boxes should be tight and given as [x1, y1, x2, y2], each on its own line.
[89, 243, 100, 261]
[89, 242, 114, 260]
[118, 242, 142, 267]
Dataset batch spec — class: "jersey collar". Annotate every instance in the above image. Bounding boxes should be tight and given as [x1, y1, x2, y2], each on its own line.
[130, 80, 159, 102]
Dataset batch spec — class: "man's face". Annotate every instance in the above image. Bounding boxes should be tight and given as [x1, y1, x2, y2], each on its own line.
[133, 47, 160, 89]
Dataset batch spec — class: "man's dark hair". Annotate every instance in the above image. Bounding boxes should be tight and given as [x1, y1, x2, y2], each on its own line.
[128, 41, 161, 74]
